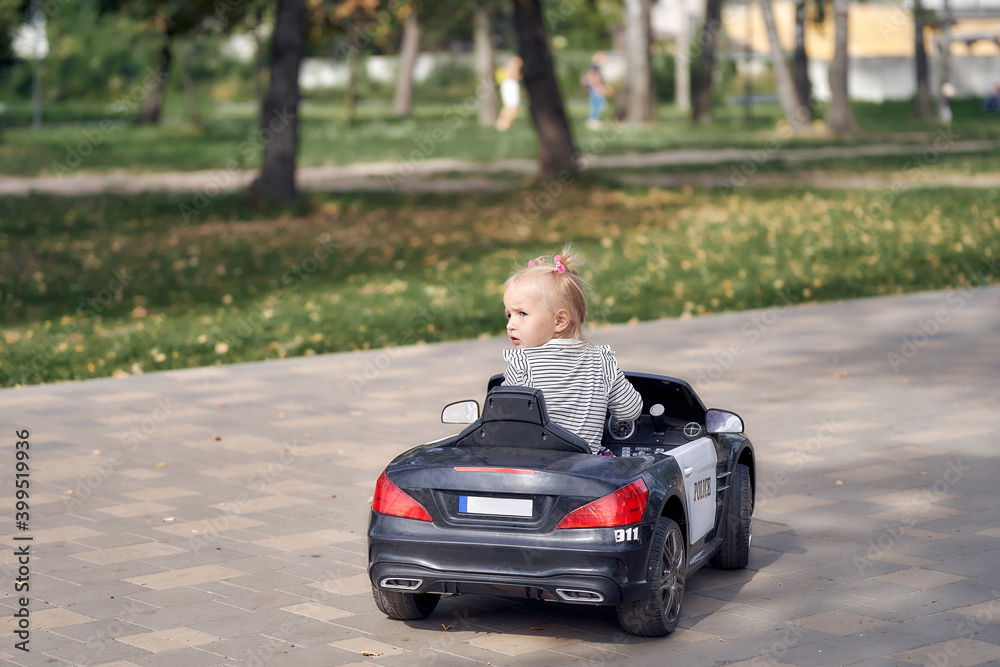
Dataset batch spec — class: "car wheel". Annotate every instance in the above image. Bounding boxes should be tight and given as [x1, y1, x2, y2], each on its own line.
[615, 517, 685, 636]
[372, 585, 440, 620]
[710, 462, 753, 570]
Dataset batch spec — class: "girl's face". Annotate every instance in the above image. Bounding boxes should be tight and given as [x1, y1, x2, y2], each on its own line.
[503, 282, 568, 349]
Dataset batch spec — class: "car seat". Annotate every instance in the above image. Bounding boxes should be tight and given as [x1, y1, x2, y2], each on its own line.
[453, 386, 591, 454]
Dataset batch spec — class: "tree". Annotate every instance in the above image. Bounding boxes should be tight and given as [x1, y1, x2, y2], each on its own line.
[691, 0, 723, 122]
[913, 0, 932, 118]
[315, 0, 384, 125]
[393, 10, 420, 116]
[511, 0, 576, 180]
[827, 0, 855, 134]
[760, 0, 809, 132]
[623, 0, 654, 123]
[250, 0, 305, 202]
[100, 0, 253, 124]
[407, 0, 502, 126]
[473, 7, 498, 127]
[675, 0, 691, 112]
[793, 0, 812, 118]
[179, 41, 200, 127]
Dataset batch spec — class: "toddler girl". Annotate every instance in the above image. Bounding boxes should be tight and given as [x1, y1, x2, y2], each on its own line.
[501, 248, 642, 454]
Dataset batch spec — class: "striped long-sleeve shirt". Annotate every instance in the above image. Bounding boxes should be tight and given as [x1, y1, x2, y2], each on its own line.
[502, 338, 643, 454]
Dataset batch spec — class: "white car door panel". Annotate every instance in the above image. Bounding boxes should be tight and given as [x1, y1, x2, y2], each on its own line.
[670, 437, 718, 545]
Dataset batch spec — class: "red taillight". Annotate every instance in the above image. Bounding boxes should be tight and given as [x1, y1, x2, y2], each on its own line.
[372, 470, 432, 522]
[556, 478, 648, 529]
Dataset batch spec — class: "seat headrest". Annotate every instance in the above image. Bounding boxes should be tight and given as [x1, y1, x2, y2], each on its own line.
[451, 386, 591, 455]
[480, 386, 549, 425]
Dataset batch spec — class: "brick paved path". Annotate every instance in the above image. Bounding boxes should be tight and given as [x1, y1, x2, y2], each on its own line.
[2, 285, 999, 666]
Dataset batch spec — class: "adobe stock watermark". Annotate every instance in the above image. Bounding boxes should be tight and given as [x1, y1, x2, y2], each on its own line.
[888, 254, 998, 372]
[187, 440, 303, 553]
[63, 397, 177, 510]
[674, 6, 741, 68]
[692, 289, 797, 392]
[222, 633, 290, 667]
[944, 592, 1000, 653]
[852, 126, 959, 239]
[506, 120, 626, 230]
[13, 266, 135, 387]
[350, 280, 463, 393]
[755, 417, 839, 504]
[853, 457, 971, 576]
[63, 597, 151, 666]
[178, 106, 296, 223]
[332, 0, 407, 55]
[715, 105, 812, 196]
[210, 237, 337, 351]
[748, 622, 809, 667]
[49, 67, 165, 178]
[22, 0, 71, 21]
[384, 77, 495, 191]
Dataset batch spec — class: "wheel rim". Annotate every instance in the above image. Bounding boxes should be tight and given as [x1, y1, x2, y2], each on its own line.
[658, 527, 685, 623]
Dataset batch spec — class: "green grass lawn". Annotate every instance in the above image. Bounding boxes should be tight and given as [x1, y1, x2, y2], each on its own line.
[2, 97, 999, 177]
[2, 184, 997, 387]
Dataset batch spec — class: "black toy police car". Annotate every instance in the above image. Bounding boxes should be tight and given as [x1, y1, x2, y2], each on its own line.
[367, 372, 755, 636]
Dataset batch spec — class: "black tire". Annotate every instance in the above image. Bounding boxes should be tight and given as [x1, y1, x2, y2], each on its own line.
[710, 462, 753, 570]
[372, 585, 440, 620]
[616, 518, 685, 637]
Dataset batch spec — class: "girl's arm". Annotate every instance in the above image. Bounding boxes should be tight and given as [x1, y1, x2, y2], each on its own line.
[501, 348, 529, 387]
[608, 371, 643, 420]
[602, 347, 643, 419]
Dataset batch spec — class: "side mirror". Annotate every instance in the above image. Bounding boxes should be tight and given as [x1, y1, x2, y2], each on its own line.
[706, 409, 744, 434]
[442, 400, 479, 424]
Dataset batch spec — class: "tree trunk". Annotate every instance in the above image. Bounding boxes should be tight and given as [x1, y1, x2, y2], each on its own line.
[394, 13, 420, 117]
[345, 37, 360, 125]
[141, 41, 172, 124]
[827, 0, 855, 134]
[181, 42, 201, 128]
[939, 0, 953, 93]
[675, 1, 691, 112]
[624, 0, 655, 123]
[254, 27, 265, 103]
[793, 0, 812, 118]
[512, 0, 577, 180]
[913, 0, 932, 118]
[692, 0, 723, 122]
[250, 0, 304, 203]
[760, 0, 809, 132]
[474, 8, 498, 127]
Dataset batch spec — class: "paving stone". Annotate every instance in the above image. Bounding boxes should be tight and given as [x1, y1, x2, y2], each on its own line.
[890, 636, 1000, 667]
[120, 600, 249, 632]
[123, 646, 229, 667]
[237, 642, 361, 667]
[789, 609, 892, 636]
[39, 635, 153, 664]
[5, 286, 1000, 666]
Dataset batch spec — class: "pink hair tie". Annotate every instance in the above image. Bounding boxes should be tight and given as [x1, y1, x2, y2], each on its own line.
[553, 255, 566, 274]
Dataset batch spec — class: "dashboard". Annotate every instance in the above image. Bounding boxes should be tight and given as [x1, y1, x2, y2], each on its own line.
[603, 408, 706, 449]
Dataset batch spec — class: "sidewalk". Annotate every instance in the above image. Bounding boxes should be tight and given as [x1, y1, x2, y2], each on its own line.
[2, 285, 999, 666]
[1, 139, 997, 196]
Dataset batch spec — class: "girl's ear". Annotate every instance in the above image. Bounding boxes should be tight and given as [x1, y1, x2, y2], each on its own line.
[553, 308, 570, 334]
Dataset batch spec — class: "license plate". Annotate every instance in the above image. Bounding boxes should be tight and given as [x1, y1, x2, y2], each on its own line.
[459, 495, 532, 517]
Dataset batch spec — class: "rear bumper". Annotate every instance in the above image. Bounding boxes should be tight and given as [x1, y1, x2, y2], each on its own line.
[368, 512, 653, 606]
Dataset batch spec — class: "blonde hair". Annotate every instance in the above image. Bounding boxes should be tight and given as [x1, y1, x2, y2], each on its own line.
[504, 246, 589, 340]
